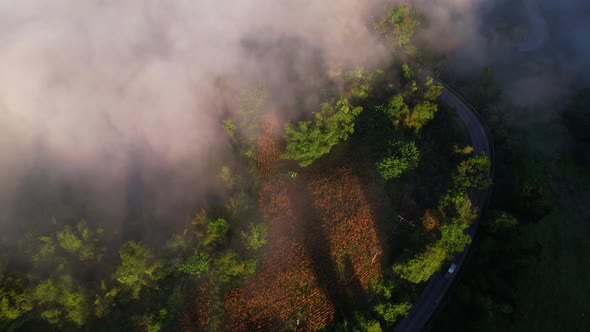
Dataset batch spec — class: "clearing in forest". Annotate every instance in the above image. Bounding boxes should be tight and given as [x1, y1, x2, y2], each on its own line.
[220, 113, 384, 331]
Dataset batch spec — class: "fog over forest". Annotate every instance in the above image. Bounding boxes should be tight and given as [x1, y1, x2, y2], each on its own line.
[1, 0, 589, 331]
[0, 0, 588, 238]
[0, 0, 385, 237]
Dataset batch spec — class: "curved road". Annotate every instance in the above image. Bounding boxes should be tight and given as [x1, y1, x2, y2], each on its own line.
[397, 0, 547, 329]
[395, 73, 494, 332]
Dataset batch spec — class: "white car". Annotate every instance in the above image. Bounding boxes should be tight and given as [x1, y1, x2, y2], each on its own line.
[444, 263, 457, 279]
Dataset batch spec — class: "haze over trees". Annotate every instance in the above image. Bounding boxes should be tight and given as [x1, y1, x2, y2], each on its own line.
[375, 4, 420, 55]
[0, 2, 495, 332]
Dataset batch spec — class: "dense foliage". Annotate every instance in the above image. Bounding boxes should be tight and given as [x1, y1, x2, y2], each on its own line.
[282, 97, 363, 167]
[378, 65, 442, 134]
[393, 152, 489, 284]
[375, 4, 420, 54]
[433, 67, 575, 332]
[376, 140, 420, 180]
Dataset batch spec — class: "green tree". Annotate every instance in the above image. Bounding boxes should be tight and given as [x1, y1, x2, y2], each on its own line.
[423, 77, 443, 102]
[178, 250, 210, 278]
[56, 227, 82, 253]
[222, 119, 236, 142]
[242, 223, 268, 251]
[283, 97, 362, 167]
[379, 94, 438, 133]
[204, 218, 229, 247]
[363, 320, 383, 332]
[214, 251, 257, 284]
[29, 220, 104, 266]
[378, 94, 409, 126]
[0, 287, 33, 321]
[438, 190, 467, 218]
[378, 66, 442, 133]
[376, 140, 419, 180]
[32, 235, 57, 265]
[342, 68, 382, 99]
[188, 210, 209, 244]
[40, 309, 61, 325]
[370, 279, 396, 301]
[93, 281, 118, 318]
[31, 275, 91, 327]
[454, 194, 478, 224]
[439, 222, 472, 253]
[57, 277, 89, 327]
[486, 212, 518, 234]
[114, 241, 162, 299]
[56, 220, 104, 262]
[393, 244, 447, 283]
[375, 4, 419, 54]
[454, 144, 474, 155]
[453, 152, 491, 190]
[32, 279, 59, 305]
[374, 302, 412, 325]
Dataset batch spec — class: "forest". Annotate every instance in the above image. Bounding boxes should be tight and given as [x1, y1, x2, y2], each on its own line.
[433, 61, 590, 332]
[0, 3, 494, 331]
[9, 0, 587, 331]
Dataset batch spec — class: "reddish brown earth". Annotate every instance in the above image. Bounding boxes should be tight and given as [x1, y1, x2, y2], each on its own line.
[184, 112, 384, 331]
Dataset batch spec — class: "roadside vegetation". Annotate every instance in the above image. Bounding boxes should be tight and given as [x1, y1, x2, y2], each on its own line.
[433, 70, 590, 332]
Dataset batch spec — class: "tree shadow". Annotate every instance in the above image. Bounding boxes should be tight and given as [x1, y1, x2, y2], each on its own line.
[291, 176, 344, 313]
[340, 255, 370, 312]
[287, 167, 378, 329]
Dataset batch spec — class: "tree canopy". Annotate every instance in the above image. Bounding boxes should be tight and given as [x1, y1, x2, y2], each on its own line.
[114, 241, 162, 299]
[376, 140, 420, 180]
[242, 223, 268, 251]
[393, 244, 447, 283]
[375, 4, 420, 54]
[178, 250, 210, 278]
[393, 150, 489, 284]
[453, 152, 492, 190]
[378, 65, 442, 134]
[283, 97, 362, 167]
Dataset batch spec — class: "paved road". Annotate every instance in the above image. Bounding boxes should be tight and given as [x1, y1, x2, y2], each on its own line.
[395, 75, 494, 332]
